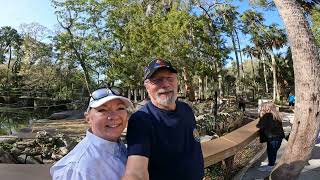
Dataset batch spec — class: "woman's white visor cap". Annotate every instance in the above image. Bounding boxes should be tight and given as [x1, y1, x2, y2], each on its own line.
[87, 89, 133, 111]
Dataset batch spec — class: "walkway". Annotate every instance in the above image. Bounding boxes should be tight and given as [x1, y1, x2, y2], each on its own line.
[241, 112, 320, 180]
[0, 164, 51, 180]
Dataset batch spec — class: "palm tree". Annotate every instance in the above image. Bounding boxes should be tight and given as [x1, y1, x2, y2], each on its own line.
[266, 0, 320, 179]
[242, 45, 258, 83]
[241, 10, 271, 94]
[241, 10, 265, 35]
[263, 24, 287, 102]
[217, 4, 244, 95]
[252, 32, 271, 94]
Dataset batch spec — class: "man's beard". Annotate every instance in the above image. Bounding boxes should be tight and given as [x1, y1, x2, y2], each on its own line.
[156, 88, 177, 106]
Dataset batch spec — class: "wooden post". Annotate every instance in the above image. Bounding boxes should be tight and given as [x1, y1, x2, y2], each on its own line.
[223, 155, 235, 180]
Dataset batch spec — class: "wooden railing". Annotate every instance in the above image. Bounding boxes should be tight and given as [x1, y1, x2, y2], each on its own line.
[202, 119, 259, 168]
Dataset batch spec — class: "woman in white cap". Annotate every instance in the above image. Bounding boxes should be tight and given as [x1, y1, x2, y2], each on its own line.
[50, 87, 133, 180]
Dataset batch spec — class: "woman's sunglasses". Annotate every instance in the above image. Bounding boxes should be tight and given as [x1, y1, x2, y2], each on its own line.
[90, 87, 123, 100]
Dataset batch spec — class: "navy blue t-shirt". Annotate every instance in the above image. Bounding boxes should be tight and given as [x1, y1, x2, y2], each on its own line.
[126, 101, 204, 180]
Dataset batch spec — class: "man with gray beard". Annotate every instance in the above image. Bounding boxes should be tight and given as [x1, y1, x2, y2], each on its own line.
[122, 59, 204, 180]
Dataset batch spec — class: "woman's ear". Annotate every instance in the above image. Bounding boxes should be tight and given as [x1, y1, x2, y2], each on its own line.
[84, 111, 90, 123]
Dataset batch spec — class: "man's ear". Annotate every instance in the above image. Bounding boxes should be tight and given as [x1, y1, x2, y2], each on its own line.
[143, 80, 147, 88]
[144, 81, 150, 92]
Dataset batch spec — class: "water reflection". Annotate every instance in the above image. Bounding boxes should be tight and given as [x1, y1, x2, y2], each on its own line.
[0, 107, 52, 135]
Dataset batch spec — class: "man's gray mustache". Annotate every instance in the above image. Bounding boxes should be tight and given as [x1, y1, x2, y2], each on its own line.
[157, 89, 174, 94]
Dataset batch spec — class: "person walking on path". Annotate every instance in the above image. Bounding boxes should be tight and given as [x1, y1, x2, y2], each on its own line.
[122, 58, 204, 180]
[238, 95, 246, 112]
[288, 93, 295, 108]
[50, 87, 132, 180]
[256, 102, 285, 172]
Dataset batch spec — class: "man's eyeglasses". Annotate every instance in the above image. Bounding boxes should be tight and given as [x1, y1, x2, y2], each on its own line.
[148, 77, 175, 85]
[90, 87, 123, 101]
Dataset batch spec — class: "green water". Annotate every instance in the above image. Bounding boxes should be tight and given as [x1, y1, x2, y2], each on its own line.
[0, 107, 52, 135]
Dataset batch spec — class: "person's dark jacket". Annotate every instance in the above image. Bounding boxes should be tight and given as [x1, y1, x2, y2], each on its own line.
[257, 113, 285, 143]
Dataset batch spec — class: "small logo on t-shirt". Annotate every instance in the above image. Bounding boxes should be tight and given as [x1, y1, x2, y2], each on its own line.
[193, 128, 200, 142]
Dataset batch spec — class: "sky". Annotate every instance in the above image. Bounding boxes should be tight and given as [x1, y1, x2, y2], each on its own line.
[0, 0, 285, 63]
[0, 0, 57, 29]
[0, 0, 284, 31]
[229, 1, 285, 62]
[233, 0, 284, 27]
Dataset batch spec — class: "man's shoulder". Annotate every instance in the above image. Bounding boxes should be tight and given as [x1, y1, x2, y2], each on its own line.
[136, 100, 150, 112]
[130, 102, 154, 122]
[176, 100, 194, 112]
[133, 101, 151, 115]
[172, 100, 186, 107]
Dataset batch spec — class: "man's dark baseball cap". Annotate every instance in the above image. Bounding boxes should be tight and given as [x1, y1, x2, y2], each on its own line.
[144, 59, 177, 80]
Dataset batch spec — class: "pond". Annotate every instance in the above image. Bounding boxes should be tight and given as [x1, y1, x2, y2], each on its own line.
[0, 106, 61, 135]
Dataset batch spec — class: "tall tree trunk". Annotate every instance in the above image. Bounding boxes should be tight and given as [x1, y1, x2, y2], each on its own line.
[215, 60, 223, 97]
[205, 75, 208, 99]
[6, 46, 12, 86]
[134, 89, 137, 102]
[262, 53, 269, 93]
[198, 76, 202, 100]
[202, 76, 205, 100]
[218, 74, 223, 97]
[78, 60, 91, 94]
[271, 0, 320, 179]
[235, 30, 245, 79]
[182, 67, 195, 101]
[57, 14, 92, 94]
[277, 72, 286, 101]
[250, 55, 255, 78]
[231, 32, 241, 95]
[127, 88, 131, 99]
[249, 54, 257, 88]
[179, 79, 185, 97]
[270, 51, 279, 102]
